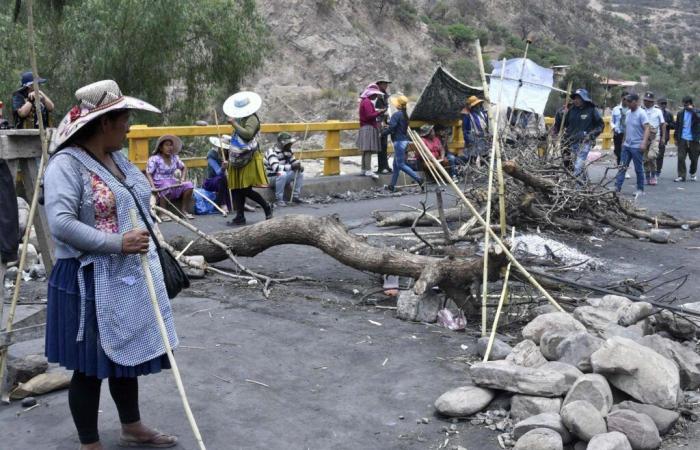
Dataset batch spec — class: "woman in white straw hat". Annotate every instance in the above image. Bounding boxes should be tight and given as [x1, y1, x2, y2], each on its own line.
[223, 91, 272, 226]
[145, 134, 196, 220]
[44, 80, 178, 449]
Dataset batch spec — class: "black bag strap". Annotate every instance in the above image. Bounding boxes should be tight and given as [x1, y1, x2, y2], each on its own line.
[82, 149, 163, 251]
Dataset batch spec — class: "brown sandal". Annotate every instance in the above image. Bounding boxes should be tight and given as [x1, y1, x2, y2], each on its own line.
[118, 431, 178, 448]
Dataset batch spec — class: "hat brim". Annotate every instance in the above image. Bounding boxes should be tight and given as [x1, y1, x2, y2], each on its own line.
[376, 80, 392, 84]
[153, 134, 183, 155]
[209, 136, 231, 150]
[223, 91, 262, 119]
[23, 78, 47, 87]
[279, 138, 297, 147]
[53, 95, 161, 149]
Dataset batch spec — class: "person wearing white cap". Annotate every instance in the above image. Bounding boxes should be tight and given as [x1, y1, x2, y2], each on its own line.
[222, 91, 273, 225]
[44, 80, 178, 449]
[204, 135, 232, 212]
[12, 70, 55, 129]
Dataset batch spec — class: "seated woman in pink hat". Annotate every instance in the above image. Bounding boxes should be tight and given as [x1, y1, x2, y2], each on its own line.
[145, 134, 195, 220]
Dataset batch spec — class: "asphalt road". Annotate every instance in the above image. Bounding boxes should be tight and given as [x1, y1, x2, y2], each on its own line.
[1, 153, 700, 449]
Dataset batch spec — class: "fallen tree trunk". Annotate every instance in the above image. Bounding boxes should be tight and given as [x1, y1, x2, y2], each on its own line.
[373, 207, 468, 227]
[170, 214, 508, 295]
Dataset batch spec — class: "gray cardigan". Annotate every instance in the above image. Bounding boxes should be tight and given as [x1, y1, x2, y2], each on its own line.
[44, 152, 124, 259]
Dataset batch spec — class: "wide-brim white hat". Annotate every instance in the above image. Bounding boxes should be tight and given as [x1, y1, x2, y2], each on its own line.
[209, 135, 231, 150]
[222, 91, 262, 119]
[54, 80, 160, 149]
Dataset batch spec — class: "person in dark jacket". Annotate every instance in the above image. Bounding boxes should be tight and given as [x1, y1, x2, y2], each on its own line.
[674, 96, 700, 182]
[12, 71, 55, 129]
[655, 98, 675, 177]
[382, 95, 423, 192]
[0, 160, 20, 272]
[375, 77, 392, 174]
[560, 88, 604, 178]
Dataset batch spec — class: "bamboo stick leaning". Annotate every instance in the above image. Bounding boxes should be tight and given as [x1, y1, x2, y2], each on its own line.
[128, 209, 206, 450]
[0, 0, 51, 404]
[483, 228, 516, 362]
[213, 110, 234, 212]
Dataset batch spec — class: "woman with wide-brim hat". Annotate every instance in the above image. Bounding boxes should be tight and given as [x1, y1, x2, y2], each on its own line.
[145, 134, 195, 220]
[223, 91, 272, 226]
[44, 80, 178, 449]
[381, 95, 423, 192]
[461, 95, 490, 166]
[357, 83, 387, 179]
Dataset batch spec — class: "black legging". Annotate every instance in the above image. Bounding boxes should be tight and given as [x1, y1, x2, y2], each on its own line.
[69, 371, 140, 444]
[232, 187, 270, 218]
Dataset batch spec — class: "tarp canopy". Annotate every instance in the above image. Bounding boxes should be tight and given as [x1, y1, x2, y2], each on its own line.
[410, 66, 483, 122]
[488, 58, 553, 115]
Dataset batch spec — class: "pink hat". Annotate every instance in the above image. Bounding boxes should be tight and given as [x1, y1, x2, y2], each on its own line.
[360, 83, 384, 98]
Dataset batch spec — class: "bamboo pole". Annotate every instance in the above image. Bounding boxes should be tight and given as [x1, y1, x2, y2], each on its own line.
[213, 110, 234, 211]
[193, 189, 227, 216]
[474, 39, 490, 101]
[128, 210, 206, 450]
[0, 0, 51, 403]
[483, 228, 516, 362]
[506, 39, 531, 125]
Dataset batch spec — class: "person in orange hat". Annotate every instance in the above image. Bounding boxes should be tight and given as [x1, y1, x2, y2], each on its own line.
[461, 95, 489, 166]
[382, 95, 424, 192]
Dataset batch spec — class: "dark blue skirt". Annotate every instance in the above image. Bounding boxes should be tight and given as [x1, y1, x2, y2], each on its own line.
[45, 258, 170, 379]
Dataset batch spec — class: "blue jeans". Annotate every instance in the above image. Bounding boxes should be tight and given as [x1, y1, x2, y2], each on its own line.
[390, 140, 422, 187]
[615, 145, 644, 191]
[572, 142, 591, 179]
[269, 170, 303, 201]
[446, 152, 467, 176]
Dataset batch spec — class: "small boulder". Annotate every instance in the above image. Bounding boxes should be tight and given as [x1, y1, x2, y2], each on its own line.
[396, 290, 441, 323]
[522, 312, 586, 342]
[470, 361, 569, 397]
[506, 340, 547, 368]
[555, 331, 604, 372]
[24, 243, 39, 266]
[617, 302, 653, 327]
[7, 355, 48, 387]
[540, 330, 570, 361]
[573, 306, 618, 337]
[611, 401, 679, 435]
[591, 337, 680, 409]
[560, 400, 607, 442]
[600, 295, 634, 311]
[514, 428, 563, 450]
[587, 431, 633, 450]
[434, 386, 495, 417]
[511, 395, 562, 422]
[654, 310, 696, 340]
[640, 334, 700, 390]
[513, 413, 572, 444]
[539, 361, 584, 390]
[563, 374, 613, 417]
[606, 409, 661, 450]
[477, 336, 512, 361]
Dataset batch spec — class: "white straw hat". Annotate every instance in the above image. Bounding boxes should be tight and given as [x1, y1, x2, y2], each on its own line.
[222, 91, 262, 119]
[209, 135, 231, 150]
[54, 80, 160, 148]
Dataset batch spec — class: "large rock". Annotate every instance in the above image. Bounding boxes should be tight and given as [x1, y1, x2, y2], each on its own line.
[591, 337, 680, 409]
[6, 355, 48, 387]
[24, 243, 39, 266]
[396, 290, 441, 323]
[574, 306, 618, 337]
[606, 409, 661, 450]
[654, 310, 696, 340]
[522, 312, 586, 342]
[560, 400, 607, 442]
[511, 395, 562, 422]
[555, 331, 604, 372]
[434, 386, 495, 417]
[514, 428, 563, 450]
[477, 336, 512, 361]
[513, 413, 572, 444]
[612, 401, 680, 435]
[470, 361, 569, 397]
[641, 334, 700, 390]
[540, 361, 584, 390]
[587, 431, 633, 450]
[617, 302, 654, 327]
[506, 340, 547, 368]
[540, 330, 570, 360]
[563, 374, 613, 417]
[17, 197, 29, 235]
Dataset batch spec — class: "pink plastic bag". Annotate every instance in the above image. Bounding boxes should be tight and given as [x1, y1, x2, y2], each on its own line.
[437, 308, 466, 331]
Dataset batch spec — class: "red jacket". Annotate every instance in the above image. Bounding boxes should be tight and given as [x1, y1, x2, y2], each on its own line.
[359, 97, 381, 128]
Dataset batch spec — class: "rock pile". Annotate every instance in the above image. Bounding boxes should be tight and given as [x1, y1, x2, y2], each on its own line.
[434, 295, 698, 449]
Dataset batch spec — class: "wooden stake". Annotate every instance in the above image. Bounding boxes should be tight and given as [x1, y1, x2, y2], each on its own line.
[483, 227, 516, 362]
[213, 110, 234, 211]
[0, 0, 51, 403]
[474, 39, 490, 102]
[128, 210, 206, 450]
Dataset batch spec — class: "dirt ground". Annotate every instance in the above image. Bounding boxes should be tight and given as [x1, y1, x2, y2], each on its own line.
[2, 153, 700, 449]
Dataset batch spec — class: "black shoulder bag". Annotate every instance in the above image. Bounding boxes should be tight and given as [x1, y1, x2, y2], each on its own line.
[86, 152, 190, 298]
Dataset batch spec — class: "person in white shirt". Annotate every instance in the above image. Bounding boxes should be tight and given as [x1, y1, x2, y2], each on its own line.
[611, 91, 629, 166]
[641, 92, 666, 185]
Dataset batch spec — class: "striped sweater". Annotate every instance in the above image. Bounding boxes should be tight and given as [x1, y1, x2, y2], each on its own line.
[265, 145, 297, 176]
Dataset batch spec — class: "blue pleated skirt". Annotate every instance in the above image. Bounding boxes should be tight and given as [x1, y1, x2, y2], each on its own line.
[45, 258, 170, 379]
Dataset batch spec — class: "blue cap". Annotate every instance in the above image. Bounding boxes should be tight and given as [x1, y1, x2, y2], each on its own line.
[20, 71, 47, 87]
[572, 88, 592, 104]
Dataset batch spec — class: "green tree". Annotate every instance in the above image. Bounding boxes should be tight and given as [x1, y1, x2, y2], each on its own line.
[1, 0, 271, 124]
[644, 44, 659, 64]
[447, 23, 476, 48]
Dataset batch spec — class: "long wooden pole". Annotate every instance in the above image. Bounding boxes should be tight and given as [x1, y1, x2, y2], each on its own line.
[213, 110, 234, 211]
[506, 40, 531, 126]
[555, 81, 574, 156]
[0, 0, 51, 403]
[128, 209, 206, 450]
[483, 228, 516, 362]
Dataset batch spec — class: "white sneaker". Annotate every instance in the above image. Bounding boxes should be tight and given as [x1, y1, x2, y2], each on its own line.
[365, 170, 379, 179]
[691, 175, 697, 182]
[625, 173, 631, 179]
[634, 190, 644, 200]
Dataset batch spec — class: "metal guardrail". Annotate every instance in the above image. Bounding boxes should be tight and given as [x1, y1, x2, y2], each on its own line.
[127, 117, 676, 176]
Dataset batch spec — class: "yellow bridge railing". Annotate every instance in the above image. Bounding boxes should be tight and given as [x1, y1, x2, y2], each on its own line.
[127, 117, 676, 175]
